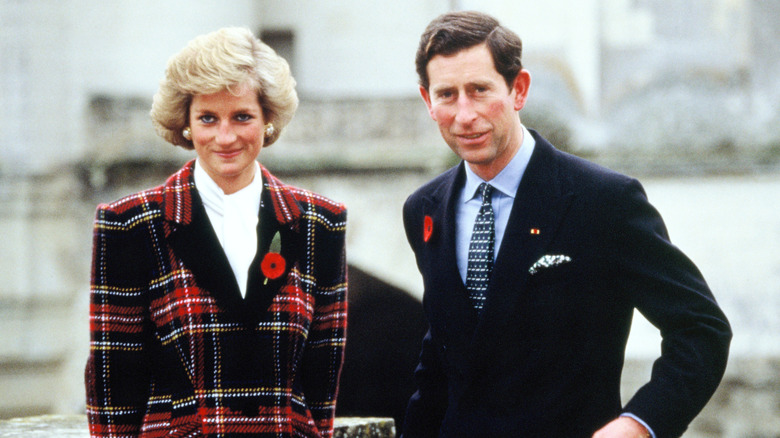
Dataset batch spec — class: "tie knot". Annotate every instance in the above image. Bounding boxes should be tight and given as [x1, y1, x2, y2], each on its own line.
[478, 183, 494, 206]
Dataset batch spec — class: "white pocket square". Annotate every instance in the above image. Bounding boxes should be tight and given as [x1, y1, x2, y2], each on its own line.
[528, 254, 572, 275]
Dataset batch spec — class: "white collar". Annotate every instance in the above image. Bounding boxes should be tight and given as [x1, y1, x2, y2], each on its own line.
[194, 159, 263, 217]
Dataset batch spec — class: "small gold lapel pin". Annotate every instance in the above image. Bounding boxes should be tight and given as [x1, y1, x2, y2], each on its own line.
[530, 228, 540, 235]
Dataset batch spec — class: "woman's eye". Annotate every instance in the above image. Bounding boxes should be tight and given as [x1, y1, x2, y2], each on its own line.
[235, 113, 253, 122]
[199, 115, 216, 124]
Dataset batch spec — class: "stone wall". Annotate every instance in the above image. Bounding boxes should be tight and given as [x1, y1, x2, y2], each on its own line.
[0, 415, 395, 438]
[622, 358, 780, 438]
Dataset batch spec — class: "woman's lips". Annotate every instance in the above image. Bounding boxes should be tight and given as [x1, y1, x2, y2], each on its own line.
[216, 150, 242, 158]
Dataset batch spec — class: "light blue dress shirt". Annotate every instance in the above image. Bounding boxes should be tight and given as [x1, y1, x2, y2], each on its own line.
[455, 125, 535, 284]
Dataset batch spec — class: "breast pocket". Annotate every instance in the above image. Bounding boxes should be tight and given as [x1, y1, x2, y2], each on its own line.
[523, 260, 595, 336]
[527, 258, 579, 288]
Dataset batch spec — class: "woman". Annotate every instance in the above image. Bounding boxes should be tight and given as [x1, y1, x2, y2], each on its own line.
[85, 27, 348, 437]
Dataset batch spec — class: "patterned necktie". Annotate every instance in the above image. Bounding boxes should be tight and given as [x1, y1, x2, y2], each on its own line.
[466, 183, 495, 315]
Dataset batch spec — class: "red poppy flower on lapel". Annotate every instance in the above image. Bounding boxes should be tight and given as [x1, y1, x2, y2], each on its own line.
[423, 215, 434, 243]
[262, 231, 286, 284]
[261, 253, 286, 281]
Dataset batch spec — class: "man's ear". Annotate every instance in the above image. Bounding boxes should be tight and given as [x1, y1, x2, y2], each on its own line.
[512, 69, 532, 111]
[419, 85, 436, 121]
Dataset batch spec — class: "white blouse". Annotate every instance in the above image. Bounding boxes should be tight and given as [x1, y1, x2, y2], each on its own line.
[193, 159, 262, 298]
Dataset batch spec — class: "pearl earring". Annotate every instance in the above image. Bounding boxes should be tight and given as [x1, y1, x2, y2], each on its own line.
[264, 123, 275, 138]
[182, 127, 192, 140]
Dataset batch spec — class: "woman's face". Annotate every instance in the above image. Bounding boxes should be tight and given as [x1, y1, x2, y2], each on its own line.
[189, 84, 265, 194]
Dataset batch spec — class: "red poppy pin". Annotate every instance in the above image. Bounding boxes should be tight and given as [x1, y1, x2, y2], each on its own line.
[423, 215, 434, 243]
[262, 231, 286, 284]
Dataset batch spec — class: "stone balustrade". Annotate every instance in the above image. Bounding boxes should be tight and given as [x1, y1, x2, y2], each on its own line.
[0, 415, 395, 438]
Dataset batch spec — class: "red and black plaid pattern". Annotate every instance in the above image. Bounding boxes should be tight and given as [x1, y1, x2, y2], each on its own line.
[86, 160, 348, 437]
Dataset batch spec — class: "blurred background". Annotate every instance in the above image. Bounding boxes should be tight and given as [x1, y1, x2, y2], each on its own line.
[1, 0, 778, 436]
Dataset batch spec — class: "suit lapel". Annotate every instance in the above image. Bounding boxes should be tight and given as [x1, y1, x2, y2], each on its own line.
[420, 165, 481, 354]
[468, 135, 575, 371]
[169, 191, 248, 309]
[243, 178, 302, 324]
[245, 167, 304, 322]
[163, 161, 304, 325]
[163, 162, 247, 320]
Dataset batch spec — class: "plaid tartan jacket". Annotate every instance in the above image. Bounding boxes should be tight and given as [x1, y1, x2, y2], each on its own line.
[85, 160, 348, 437]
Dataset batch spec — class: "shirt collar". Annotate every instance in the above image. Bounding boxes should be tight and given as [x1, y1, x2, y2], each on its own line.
[194, 158, 263, 216]
[463, 124, 536, 201]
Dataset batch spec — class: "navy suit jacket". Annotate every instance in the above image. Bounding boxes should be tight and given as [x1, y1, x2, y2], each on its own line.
[401, 131, 731, 438]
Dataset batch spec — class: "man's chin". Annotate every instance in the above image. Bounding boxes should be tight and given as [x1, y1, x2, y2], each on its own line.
[458, 150, 493, 166]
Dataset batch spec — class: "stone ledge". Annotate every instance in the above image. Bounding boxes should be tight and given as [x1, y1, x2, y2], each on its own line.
[0, 415, 395, 437]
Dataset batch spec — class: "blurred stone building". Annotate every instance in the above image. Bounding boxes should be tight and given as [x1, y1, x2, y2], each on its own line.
[1, 0, 778, 436]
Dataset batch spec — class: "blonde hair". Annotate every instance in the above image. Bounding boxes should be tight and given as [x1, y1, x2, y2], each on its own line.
[151, 27, 298, 148]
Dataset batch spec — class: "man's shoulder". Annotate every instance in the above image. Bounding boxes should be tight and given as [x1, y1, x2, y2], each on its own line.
[535, 136, 638, 196]
[561, 150, 633, 184]
[536, 139, 653, 221]
[405, 163, 461, 206]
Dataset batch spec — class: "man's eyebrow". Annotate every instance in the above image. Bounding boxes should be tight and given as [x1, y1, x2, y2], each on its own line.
[430, 84, 454, 93]
[432, 80, 495, 93]
[466, 79, 494, 89]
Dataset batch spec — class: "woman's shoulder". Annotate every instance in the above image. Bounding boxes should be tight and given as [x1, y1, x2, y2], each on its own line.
[95, 184, 167, 227]
[281, 186, 348, 236]
[288, 185, 346, 216]
[261, 167, 346, 219]
[97, 162, 194, 220]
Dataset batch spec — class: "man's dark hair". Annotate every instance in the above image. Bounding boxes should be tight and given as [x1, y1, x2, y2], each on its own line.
[415, 10, 524, 90]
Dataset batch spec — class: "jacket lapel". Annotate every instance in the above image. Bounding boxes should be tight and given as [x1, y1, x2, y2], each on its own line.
[163, 161, 247, 319]
[162, 161, 304, 325]
[420, 165, 481, 360]
[243, 172, 303, 324]
[468, 135, 575, 372]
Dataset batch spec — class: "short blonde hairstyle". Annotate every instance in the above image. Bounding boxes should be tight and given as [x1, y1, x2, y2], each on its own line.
[151, 27, 298, 148]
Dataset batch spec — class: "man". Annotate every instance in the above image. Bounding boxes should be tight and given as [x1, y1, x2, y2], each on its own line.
[401, 11, 731, 438]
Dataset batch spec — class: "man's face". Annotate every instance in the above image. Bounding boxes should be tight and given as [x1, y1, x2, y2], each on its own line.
[420, 43, 530, 180]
